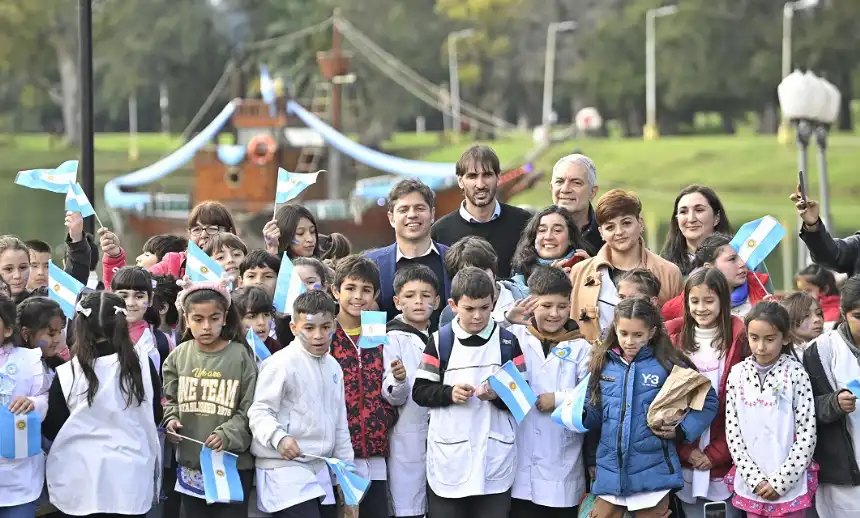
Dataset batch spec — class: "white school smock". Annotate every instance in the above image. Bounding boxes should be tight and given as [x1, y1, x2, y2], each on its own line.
[509, 327, 590, 508]
[47, 351, 161, 516]
[0, 346, 49, 507]
[382, 324, 430, 516]
[425, 320, 518, 499]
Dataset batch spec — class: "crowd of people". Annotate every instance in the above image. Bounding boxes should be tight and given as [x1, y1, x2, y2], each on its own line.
[1, 143, 860, 518]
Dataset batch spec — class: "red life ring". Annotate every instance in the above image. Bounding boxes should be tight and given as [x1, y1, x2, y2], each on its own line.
[247, 134, 276, 166]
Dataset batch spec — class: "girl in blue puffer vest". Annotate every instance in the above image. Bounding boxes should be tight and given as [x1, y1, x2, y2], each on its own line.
[582, 297, 718, 518]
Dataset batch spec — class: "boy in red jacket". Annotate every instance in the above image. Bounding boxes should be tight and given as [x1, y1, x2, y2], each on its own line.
[329, 255, 397, 518]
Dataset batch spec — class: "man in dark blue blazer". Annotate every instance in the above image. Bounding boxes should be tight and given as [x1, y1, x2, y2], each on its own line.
[364, 179, 450, 331]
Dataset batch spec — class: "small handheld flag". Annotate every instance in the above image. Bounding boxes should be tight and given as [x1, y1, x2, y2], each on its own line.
[729, 216, 786, 271]
[552, 373, 591, 433]
[357, 311, 387, 349]
[0, 407, 41, 459]
[487, 361, 537, 424]
[275, 169, 320, 204]
[65, 183, 103, 228]
[272, 253, 306, 314]
[551, 345, 576, 362]
[324, 457, 370, 506]
[48, 262, 85, 319]
[15, 160, 78, 193]
[200, 446, 244, 504]
[259, 64, 277, 116]
[186, 241, 227, 283]
[847, 379, 860, 399]
[246, 328, 271, 365]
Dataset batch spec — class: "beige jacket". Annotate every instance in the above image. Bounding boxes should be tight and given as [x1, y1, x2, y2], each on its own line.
[569, 240, 682, 343]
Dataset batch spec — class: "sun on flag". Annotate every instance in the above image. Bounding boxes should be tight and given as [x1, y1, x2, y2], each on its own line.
[487, 360, 537, 424]
[14, 160, 78, 193]
[0, 407, 41, 459]
[48, 262, 85, 319]
[200, 446, 244, 504]
[186, 241, 227, 283]
[729, 216, 786, 271]
[357, 311, 388, 349]
[275, 169, 320, 204]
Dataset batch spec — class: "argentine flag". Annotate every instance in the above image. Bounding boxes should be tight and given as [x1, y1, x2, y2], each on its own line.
[730, 216, 786, 271]
[246, 328, 271, 365]
[186, 241, 226, 283]
[200, 447, 244, 504]
[272, 253, 306, 314]
[552, 373, 591, 433]
[487, 360, 537, 424]
[48, 262, 84, 319]
[14, 160, 78, 193]
[65, 182, 96, 218]
[551, 345, 577, 362]
[357, 311, 387, 349]
[275, 168, 320, 204]
[0, 407, 41, 459]
[259, 64, 277, 116]
[324, 457, 370, 506]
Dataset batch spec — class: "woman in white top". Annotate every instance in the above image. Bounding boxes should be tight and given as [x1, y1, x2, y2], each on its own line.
[0, 294, 49, 518]
[43, 291, 162, 518]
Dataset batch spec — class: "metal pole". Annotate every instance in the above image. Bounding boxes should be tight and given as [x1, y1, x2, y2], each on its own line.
[814, 125, 832, 230]
[781, 5, 793, 79]
[645, 11, 656, 134]
[79, 0, 95, 234]
[449, 37, 461, 133]
[796, 121, 812, 269]
[129, 90, 139, 162]
[328, 8, 343, 200]
[541, 24, 558, 129]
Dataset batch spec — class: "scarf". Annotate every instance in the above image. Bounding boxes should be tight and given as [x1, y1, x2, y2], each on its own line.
[730, 281, 749, 308]
[537, 248, 577, 265]
[527, 319, 583, 356]
[128, 320, 149, 344]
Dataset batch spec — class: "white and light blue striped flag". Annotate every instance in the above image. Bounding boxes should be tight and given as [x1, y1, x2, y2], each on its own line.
[487, 360, 537, 424]
[729, 216, 786, 271]
[272, 253, 306, 314]
[552, 373, 591, 433]
[324, 457, 370, 506]
[259, 64, 277, 116]
[0, 407, 41, 459]
[357, 311, 387, 349]
[65, 182, 96, 218]
[186, 241, 226, 283]
[48, 262, 84, 319]
[14, 160, 78, 193]
[551, 345, 576, 362]
[246, 328, 271, 365]
[200, 446, 244, 504]
[275, 169, 320, 204]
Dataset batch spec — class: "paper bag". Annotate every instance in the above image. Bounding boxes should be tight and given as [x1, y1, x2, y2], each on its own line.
[646, 365, 711, 428]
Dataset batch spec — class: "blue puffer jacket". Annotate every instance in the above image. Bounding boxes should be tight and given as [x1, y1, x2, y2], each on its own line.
[582, 346, 718, 497]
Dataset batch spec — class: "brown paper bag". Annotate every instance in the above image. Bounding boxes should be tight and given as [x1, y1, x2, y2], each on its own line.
[646, 365, 711, 428]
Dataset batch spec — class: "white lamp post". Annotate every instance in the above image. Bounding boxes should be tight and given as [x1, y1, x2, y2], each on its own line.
[778, 70, 841, 267]
[448, 28, 475, 133]
[541, 20, 577, 136]
[778, 0, 819, 144]
[644, 5, 679, 140]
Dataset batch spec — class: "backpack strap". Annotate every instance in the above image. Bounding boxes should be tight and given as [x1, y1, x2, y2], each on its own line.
[499, 327, 515, 364]
[437, 324, 455, 372]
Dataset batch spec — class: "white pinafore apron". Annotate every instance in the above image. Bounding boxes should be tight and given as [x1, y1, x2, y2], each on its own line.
[426, 332, 517, 499]
[732, 366, 808, 505]
[47, 352, 161, 516]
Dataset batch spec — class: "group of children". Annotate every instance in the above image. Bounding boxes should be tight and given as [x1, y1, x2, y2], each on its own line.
[2, 194, 860, 518]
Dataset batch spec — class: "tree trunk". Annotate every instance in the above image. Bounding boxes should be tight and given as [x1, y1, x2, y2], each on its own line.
[757, 101, 779, 134]
[54, 41, 80, 146]
[721, 111, 736, 135]
[837, 70, 853, 132]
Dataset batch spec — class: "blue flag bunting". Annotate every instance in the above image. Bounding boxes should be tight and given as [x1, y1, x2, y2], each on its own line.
[357, 311, 387, 349]
[275, 169, 320, 204]
[729, 216, 786, 271]
[14, 160, 78, 193]
[487, 361, 537, 424]
[0, 407, 41, 459]
[200, 447, 244, 504]
[260, 64, 277, 116]
[552, 373, 591, 433]
[48, 262, 84, 319]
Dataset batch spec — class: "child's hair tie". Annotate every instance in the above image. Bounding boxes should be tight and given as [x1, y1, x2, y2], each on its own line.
[75, 302, 92, 317]
[114, 306, 128, 316]
[152, 279, 158, 289]
[175, 275, 232, 309]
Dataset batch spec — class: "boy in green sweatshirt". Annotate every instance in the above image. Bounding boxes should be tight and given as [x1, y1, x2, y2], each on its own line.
[162, 280, 258, 518]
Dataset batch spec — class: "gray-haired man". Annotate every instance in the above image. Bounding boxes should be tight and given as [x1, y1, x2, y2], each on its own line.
[550, 154, 603, 255]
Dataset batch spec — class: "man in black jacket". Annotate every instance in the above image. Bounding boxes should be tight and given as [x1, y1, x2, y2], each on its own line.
[792, 188, 860, 277]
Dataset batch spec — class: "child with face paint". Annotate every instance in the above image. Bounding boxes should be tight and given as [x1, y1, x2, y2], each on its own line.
[582, 297, 718, 518]
[153, 274, 181, 349]
[724, 302, 817, 518]
[0, 294, 49, 518]
[233, 286, 282, 355]
[780, 291, 826, 358]
[111, 266, 171, 374]
[249, 290, 353, 518]
[802, 275, 860, 517]
[500, 266, 591, 518]
[162, 278, 256, 518]
[381, 265, 441, 518]
[17, 297, 70, 374]
[664, 268, 749, 518]
[294, 256, 329, 293]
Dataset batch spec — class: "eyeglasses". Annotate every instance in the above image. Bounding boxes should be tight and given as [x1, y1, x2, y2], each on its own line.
[188, 225, 224, 237]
